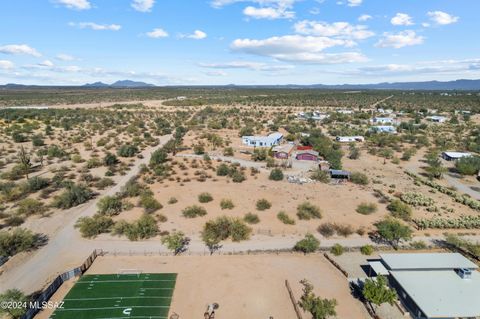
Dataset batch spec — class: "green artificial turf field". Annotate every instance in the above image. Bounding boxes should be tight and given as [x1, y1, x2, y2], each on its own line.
[50, 273, 177, 319]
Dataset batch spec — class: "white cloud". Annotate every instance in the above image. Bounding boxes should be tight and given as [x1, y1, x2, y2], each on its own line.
[181, 30, 207, 40]
[56, 53, 75, 61]
[294, 20, 374, 40]
[231, 35, 367, 64]
[211, 0, 297, 8]
[391, 13, 414, 26]
[358, 14, 372, 22]
[0, 44, 41, 57]
[205, 70, 228, 77]
[200, 60, 294, 71]
[69, 22, 121, 31]
[39, 60, 54, 67]
[131, 0, 155, 12]
[0, 60, 14, 69]
[243, 6, 294, 19]
[347, 0, 362, 7]
[376, 30, 424, 49]
[427, 11, 459, 25]
[54, 0, 91, 10]
[146, 28, 169, 38]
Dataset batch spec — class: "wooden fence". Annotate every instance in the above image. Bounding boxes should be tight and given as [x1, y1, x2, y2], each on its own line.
[285, 280, 303, 319]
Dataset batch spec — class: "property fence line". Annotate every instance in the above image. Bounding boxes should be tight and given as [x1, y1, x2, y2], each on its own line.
[21, 249, 104, 319]
[285, 280, 303, 319]
[323, 252, 349, 278]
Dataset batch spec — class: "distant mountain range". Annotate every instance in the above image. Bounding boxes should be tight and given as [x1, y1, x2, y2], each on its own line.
[2, 79, 480, 90]
[83, 80, 155, 88]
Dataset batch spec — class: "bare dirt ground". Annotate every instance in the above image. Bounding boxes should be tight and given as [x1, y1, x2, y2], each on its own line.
[38, 253, 370, 319]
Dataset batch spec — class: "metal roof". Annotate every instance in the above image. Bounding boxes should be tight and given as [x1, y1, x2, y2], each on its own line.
[442, 151, 472, 159]
[391, 270, 480, 318]
[368, 261, 389, 276]
[380, 253, 478, 270]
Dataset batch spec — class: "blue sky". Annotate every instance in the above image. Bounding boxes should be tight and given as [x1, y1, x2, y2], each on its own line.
[0, 0, 479, 85]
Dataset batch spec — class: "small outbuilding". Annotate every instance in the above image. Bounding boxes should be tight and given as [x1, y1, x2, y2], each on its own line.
[441, 151, 472, 161]
[336, 136, 365, 143]
[329, 169, 351, 179]
[272, 144, 294, 159]
[295, 150, 319, 161]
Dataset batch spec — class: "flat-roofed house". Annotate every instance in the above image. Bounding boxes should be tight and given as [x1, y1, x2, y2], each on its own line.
[426, 115, 448, 123]
[369, 253, 480, 319]
[370, 125, 397, 134]
[372, 117, 395, 124]
[242, 132, 283, 147]
[336, 136, 365, 143]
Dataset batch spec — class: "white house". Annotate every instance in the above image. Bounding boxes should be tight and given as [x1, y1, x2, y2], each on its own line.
[336, 109, 354, 114]
[298, 111, 329, 121]
[242, 132, 283, 147]
[370, 125, 397, 134]
[441, 151, 472, 161]
[336, 136, 365, 143]
[426, 115, 447, 123]
[372, 117, 395, 124]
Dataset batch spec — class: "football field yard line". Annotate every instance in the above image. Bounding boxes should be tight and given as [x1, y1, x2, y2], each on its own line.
[64, 296, 172, 301]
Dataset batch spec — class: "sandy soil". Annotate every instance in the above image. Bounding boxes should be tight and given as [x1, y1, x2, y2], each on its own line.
[81, 253, 370, 319]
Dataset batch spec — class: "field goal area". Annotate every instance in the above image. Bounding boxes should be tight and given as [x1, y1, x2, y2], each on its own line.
[50, 273, 177, 319]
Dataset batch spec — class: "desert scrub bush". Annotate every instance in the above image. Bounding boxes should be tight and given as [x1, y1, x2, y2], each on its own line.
[294, 234, 320, 254]
[198, 192, 213, 203]
[17, 198, 47, 216]
[97, 195, 123, 216]
[117, 144, 139, 157]
[410, 240, 427, 250]
[75, 214, 114, 238]
[330, 243, 344, 256]
[356, 202, 377, 215]
[201, 216, 252, 243]
[53, 184, 95, 209]
[350, 172, 369, 185]
[0, 228, 41, 257]
[256, 199, 272, 211]
[269, 168, 284, 181]
[231, 170, 246, 183]
[94, 177, 115, 190]
[414, 215, 480, 229]
[317, 223, 336, 238]
[277, 211, 295, 225]
[139, 194, 162, 214]
[220, 199, 235, 210]
[310, 169, 330, 183]
[455, 156, 480, 175]
[244, 213, 260, 224]
[119, 179, 143, 198]
[223, 147, 234, 156]
[387, 199, 412, 221]
[86, 158, 102, 169]
[296, 202, 322, 220]
[182, 205, 207, 218]
[334, 223, 355, 237]
[23, 176, 49, 193]
[216, 163, 230, 176]
[360, 245, 374, 255]
[400, 192, 434, 207]
[167, 197, 178, 204]
[112, 214, 158, 241]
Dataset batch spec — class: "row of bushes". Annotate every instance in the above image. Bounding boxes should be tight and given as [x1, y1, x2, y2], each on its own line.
[414, 215, 480, 229]
[405, 171, 480, 211]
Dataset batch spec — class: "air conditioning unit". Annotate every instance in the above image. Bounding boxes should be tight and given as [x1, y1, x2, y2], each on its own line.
[457, 268, 472, 279]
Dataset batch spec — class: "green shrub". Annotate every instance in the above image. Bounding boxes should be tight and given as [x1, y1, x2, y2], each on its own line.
[112, 214, 158, 241]
[182, 205, 207, 218]
[350, 172, 369, 185]
[198, 192, 213, 203]
[201, 216, 251, 243]
[330, 243, 344, 256]
[410, 240, 427, 250]
[310, 169, 330, 183]
[387, 199, 412, 221]
[223, 147, 234, 156]
[25, 176, 49, 192]
[244, 213, 260, 224]
[231, 170, 246, 183]
[455, 156, 480, 175]
[104, 153, 119, 166]
[356, 202, 377, 215]
[75, 214, 113, 238]
[220, 199, 235, 210]
[256, 199, 272, 211]
[94, 177, 115, 190]
[400, 192, 434, 207]
[360, 245, 374, 255]
[216, 163, 230, 176]
[317, 223, 335, 237]
[139, 194, 162, 214]
[294, 234, 320, 254]
[269, 168, 284, 181]
[53, 184, 95, 209]
[334, 223, 355, 237]
[277, 211, 295, 225]
[296, 202, 322, 220]
[168, 197, 178, 204]
[0, 228, 39, 257]
[149, 149, 168, 166]
[117, 144, 139, 157]
[17, 198, 47, 216]
[97, 196, 123, 216]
